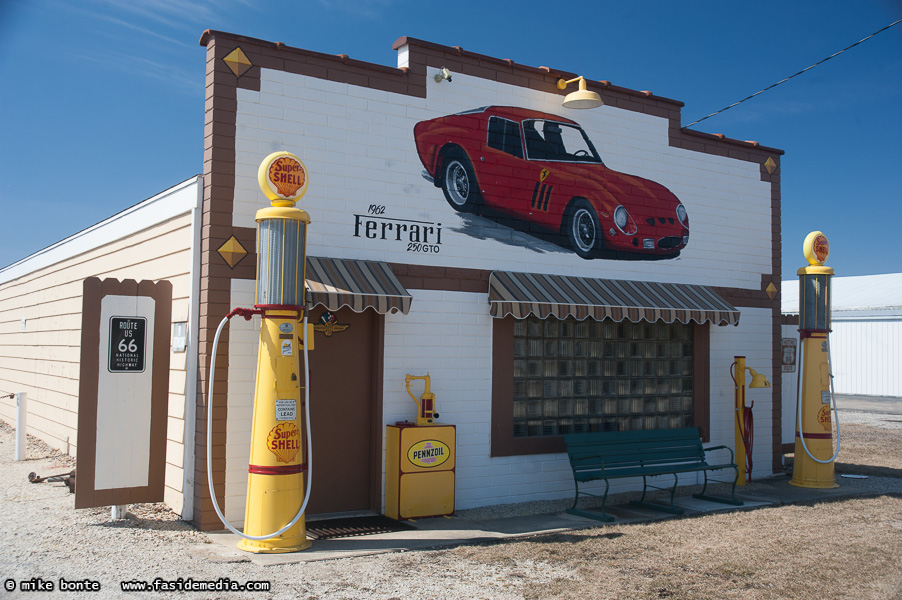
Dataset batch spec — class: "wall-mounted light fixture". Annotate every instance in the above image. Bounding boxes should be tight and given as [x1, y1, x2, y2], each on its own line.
[556, 76, 603, 109]
[433, 67, 452, 83]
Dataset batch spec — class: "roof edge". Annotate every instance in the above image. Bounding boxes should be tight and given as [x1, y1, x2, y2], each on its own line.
[392, 35, 685, 108]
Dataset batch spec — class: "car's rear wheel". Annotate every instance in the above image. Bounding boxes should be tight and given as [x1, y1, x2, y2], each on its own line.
[565, 199, 602, 259]
[441, 154, 480, 212]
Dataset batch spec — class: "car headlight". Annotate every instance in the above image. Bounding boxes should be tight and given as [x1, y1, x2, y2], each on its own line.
[676, 204, 688, 228]
[614, 206, 630, 230]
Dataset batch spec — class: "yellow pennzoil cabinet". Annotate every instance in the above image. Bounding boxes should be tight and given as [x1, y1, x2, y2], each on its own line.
[385, 422, 455, 520]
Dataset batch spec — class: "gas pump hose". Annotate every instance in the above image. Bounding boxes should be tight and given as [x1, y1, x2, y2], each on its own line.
[205, 309, 313, 540]
[795, 337, 842, 464]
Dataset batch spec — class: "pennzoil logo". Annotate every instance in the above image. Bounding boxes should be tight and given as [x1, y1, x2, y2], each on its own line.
[313, 311, 350, 337]
[408, 440, 450, 468]
[267, 422, 301, 463]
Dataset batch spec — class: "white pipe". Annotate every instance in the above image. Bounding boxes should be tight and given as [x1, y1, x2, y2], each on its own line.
[15, 392, 27, 461]
[796, 337, 841, 464]
[206, 312, 313, 541]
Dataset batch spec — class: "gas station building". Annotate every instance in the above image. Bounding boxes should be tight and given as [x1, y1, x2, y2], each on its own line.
[0, 31, 785, 531]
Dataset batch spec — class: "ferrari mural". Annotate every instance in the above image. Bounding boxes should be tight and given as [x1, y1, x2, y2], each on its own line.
[414, 106, 689, 260]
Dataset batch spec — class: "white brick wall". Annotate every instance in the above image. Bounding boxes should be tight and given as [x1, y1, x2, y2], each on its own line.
[383, 295, 777, 509]
[233, 71, 773, 289]
[221, 67, 779, 513]
[382, 290, 575, 509]
[220, 296, 777, 513]
[709, 308, 776, 480]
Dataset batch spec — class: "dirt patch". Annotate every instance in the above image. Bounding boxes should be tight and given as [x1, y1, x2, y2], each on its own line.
[442, 416, 902, 600]
[452, 496, 902, 599]
[833, 422, 902, 476]
[785, 421, 902, 478]
[2, 414, 900, 599]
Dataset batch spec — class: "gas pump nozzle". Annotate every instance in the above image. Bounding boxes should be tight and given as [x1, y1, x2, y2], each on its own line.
[405, 374, 438, 426]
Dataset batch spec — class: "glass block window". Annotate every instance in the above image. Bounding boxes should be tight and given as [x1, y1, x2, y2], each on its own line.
[512, 316, 693, 437]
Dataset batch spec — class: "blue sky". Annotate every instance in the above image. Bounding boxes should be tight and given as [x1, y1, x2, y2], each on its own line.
[1, 0, 900, 277]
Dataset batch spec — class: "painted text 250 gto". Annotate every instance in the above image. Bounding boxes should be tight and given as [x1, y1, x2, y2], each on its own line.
[413, 106, 688, 259]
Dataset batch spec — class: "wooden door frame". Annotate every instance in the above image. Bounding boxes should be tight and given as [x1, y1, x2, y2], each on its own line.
[366, 313, 385, 512]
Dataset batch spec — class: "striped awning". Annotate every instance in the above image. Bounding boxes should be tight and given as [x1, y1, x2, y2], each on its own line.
[305, 257, 412, 315]
[488, 271, 739, 326]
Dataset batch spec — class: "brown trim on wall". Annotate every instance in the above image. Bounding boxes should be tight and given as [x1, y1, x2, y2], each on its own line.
[76, 278, 102, 504]
[490, 316, 713, 457]
[389, 263, 491, 293]
[693, 323, 711, 442]
[369, 315, 386, 511]
[202, 30, 783, 163]
[75, 278, 172, 509]
[195, 34, 242, 531]
[491, 317, 566, 456]
[781, 314, 800, 326]
[769, 154, 784, 475]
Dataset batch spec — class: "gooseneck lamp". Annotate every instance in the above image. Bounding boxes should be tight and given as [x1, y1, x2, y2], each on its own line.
[557, 76, 604, 109]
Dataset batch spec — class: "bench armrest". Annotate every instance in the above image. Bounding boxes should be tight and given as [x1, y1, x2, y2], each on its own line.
[702, 444, 735, 463]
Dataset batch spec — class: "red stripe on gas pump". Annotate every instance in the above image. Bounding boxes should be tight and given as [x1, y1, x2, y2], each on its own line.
[248, 463, 307, 475]
[795, 431, 833, 440]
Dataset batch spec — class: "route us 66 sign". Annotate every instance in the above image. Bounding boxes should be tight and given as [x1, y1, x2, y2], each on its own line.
[109, 316, 147, 372]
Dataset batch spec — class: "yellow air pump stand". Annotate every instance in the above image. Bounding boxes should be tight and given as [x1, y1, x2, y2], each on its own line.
[385, 374, 456, 520]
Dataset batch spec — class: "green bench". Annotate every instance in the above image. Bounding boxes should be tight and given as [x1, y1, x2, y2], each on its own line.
[563, 427, 742, 522]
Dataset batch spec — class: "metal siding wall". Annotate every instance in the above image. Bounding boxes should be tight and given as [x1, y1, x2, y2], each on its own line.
[831, 320, 902, 396]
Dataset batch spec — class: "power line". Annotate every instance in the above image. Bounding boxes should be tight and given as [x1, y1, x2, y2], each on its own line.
[684, 18, 902, 129]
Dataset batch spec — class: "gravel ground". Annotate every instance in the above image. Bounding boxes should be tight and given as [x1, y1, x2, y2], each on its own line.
[1, 411, 899, 599]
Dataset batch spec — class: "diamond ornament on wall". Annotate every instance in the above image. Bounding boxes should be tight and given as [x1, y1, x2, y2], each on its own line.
[217, 236, 248, 269]
[223, 47, 253, 78]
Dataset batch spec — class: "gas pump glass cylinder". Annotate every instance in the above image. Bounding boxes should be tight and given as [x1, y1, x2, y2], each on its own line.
[256, 215, 307, 307]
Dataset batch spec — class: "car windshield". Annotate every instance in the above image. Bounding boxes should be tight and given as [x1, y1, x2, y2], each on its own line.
[522, 120, 602, 163]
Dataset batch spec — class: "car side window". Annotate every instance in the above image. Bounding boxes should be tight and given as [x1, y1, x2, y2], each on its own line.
[523, 120, 602, 163]
[487, 117, 524, 158]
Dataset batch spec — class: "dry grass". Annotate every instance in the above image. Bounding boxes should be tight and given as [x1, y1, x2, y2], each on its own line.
[833, 422, 902, 477]
[451, 497, 901, 600]
[445, 421, 902, 600]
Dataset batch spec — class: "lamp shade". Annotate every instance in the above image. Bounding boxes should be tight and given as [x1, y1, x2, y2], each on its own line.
[563, 89, 603, 109]
[559, 77, 603, 109]
[748, 369, 772, 389]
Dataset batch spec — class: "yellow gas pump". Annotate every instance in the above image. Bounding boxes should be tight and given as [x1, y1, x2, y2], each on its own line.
[385, 374, 456, 520]
[206, 151, 315, 553]
[790, 231, 841, 489]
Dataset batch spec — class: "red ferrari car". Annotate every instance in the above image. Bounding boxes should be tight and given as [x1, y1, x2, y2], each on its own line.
[413, 106, 689, 259]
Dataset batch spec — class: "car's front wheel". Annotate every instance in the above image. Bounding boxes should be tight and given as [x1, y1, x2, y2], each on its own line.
[441, 154, 480, 213]
[565, 199, 602, 259]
